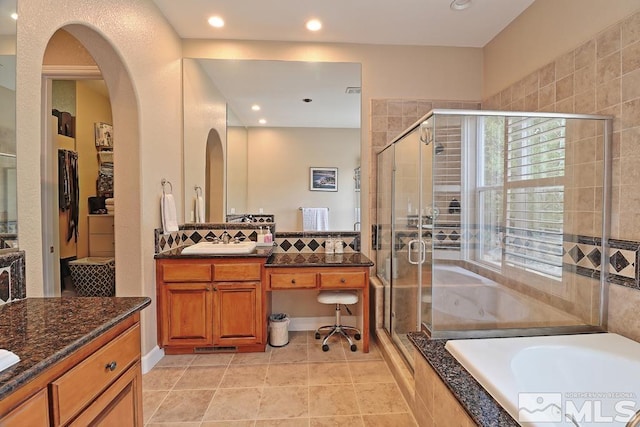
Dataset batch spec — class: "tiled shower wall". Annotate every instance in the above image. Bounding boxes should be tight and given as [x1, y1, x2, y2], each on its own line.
[482, 9, 640, 339]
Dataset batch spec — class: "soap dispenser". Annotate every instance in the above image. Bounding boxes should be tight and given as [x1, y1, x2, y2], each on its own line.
[264, 227, 273, 244]
[257, 226, 265, 243]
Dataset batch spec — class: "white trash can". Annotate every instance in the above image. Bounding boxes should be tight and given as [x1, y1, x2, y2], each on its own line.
[268, 313, 290, 347]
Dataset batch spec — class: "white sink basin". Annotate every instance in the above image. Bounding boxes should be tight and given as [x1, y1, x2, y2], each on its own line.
[181, 241, 257, 255]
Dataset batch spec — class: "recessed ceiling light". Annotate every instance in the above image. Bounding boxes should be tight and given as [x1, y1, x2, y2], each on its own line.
[450, 0, 472, 11]
[10, 13, 18, 20]
[259, 119, 267, 125]
[208, 16, 225, 28]
[251, 104, 261, 111]
[306, 19, 322, 32]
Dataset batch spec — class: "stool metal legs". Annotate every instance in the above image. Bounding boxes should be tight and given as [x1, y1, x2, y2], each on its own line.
[315, 303, 361, 352]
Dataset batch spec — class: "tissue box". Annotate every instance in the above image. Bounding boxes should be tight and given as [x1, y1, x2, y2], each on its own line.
[69, 257, 115, 297]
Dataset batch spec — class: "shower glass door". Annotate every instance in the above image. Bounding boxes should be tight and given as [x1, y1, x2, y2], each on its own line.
[390, 126, 423, 360]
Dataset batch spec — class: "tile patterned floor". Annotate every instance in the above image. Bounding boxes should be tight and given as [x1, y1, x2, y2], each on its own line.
[143, 332, 417, 426]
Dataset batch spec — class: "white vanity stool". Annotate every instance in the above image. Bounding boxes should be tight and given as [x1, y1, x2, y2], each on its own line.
[315, 291, 361, 352]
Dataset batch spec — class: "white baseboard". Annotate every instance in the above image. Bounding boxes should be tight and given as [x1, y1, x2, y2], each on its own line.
[142, 345, 165, 374]
[288, 316, 357, 331]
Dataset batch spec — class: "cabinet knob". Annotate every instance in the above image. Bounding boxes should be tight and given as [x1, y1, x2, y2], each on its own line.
[213, 287, 218, 292]
[340, 278, 346, 283]
[105, 361, 117, 372]
[291, 279, 296, 284]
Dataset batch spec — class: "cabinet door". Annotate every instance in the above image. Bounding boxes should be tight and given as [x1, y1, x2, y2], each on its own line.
[161, 283, 213, 346]
[69, 362, 143, 427]
[0, 388, 49, 427]
[213, 283, 261, 345]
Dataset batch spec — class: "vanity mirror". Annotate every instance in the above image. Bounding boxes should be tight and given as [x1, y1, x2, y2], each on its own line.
[0, 0, 18, 250]
[182, 58, 361, 232]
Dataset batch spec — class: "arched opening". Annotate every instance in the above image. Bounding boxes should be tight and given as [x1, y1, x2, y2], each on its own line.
[38, 24, 141, 301]
[205, 129, 224, 222]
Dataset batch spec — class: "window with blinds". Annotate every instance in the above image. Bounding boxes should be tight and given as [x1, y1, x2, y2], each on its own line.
[504, 117, 566, 280]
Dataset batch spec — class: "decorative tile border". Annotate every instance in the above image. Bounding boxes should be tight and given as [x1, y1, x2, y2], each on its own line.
[274, 231, 360, 254]
[155, 224, 277, 253]
[0, 251, 25, 304]
[225, 214, 275, 224]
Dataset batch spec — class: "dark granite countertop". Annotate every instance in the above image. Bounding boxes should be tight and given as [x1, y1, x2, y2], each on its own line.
[155, 245, 275, 259]
[265, 252, 374, 268]
[0, 297, 151, 400]
[408, 332, 518, 427]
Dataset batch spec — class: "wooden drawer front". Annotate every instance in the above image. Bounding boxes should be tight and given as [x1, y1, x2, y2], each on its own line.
[90, 234, 115, 251]
[162, 263, 212, 282]
[51, 324, 141, 426]
[319, 271, 366, 289]
[213, 263, 261, 281]
[0, 388, 49, 427]
[269, 272, 317, 289]
[89, 215, 114, 234]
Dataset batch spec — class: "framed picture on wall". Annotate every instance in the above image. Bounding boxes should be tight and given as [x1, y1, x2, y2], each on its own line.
[310, 167, 338, 192]
[94, 122, 113, 148]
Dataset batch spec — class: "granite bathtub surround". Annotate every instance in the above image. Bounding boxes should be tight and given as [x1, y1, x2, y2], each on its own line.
[0, 251, 25, 305]
[154, 223, 277, 254]
[408, 332, 518, 427]
[0, 297, 151, 398]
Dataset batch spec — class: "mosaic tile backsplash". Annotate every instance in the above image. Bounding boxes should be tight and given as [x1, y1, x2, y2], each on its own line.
[155, 224, 360, 255]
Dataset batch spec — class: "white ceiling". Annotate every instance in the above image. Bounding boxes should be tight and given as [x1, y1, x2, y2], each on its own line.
[156, 0, 534, 129]
[152, 0, 534, 48]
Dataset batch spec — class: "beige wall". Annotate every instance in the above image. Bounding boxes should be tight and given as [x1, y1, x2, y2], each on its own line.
[227, 126, 248, 213]
[246, 127, 360, 231]
[483, 5, 640, 342]
[483, 0, 640, 98]
[183, 40, 484, 253]
[183, 59, 227, 222]
[17, 0, 182, 358]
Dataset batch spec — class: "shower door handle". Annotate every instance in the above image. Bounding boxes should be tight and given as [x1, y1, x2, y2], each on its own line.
[408, 240, 426, 265]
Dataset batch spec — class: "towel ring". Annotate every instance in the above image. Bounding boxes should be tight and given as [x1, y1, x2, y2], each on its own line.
[161, 179, 173, 195]
[195, 186, 202, 196]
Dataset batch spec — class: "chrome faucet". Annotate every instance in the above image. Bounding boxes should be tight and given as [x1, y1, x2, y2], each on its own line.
[221, 231, 231, 244]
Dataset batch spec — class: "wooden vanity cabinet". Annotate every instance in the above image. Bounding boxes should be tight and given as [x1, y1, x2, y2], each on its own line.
[156, 258, 266, 353]
[0, 314, 143, 427]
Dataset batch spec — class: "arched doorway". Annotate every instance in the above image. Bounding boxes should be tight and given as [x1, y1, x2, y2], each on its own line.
[39, 24, 141, 299]
[205, 129, 224, 223]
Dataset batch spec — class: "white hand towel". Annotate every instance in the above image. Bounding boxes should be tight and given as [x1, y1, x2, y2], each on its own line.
[161, 193, 179, 233]
[0, 349, 20, 372]
[105, 197, 115, 206]
[195, 195, 205, 223]
[302, 208, 329, 231]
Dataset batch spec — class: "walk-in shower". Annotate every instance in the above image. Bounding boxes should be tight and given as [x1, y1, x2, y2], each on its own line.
[376, 110, 612, 366]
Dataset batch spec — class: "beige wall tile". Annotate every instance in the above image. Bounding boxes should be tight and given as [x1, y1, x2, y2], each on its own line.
[597, 24, 621, 59]
[371, 100, 388, 116]
[539, 63, 556, 87]
[622, 40, 640, 74]
[622, 68, 640, 101]
[621, 98, 640, 128]
[596, 78, 621, 110]
[575, 64, 596, 94]
[622, 11, 640, 46]
[597, 51, 622, 84]
[575, 88, 596, 112]
[539, 84, 555, 108]
[575, 39, 596, 70]
[388, 101, 403, 116]
[556, 74, 574, 101]
[608, 283, 640, 341]
[556, 51, 575, 78]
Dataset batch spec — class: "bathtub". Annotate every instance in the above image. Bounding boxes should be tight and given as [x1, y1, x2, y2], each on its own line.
[426, 266, 581, 329]
[445, 333, 640, 426]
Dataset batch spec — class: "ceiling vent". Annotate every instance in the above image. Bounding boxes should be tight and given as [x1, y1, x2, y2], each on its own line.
[345, 87, 361, 94]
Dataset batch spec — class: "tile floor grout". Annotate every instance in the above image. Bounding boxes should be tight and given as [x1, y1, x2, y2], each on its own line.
[143, 331, 417, 426]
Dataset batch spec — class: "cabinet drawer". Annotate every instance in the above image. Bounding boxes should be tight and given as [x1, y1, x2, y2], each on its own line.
[89, 215, 114, 234]
[319, 271, 366, 289]
[213, 263, 261, 281]
[90, 234, 115, 252]
[162, 264, 212, 282]
[269, 272, 317, 289]
[51, 324, 141, 426]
